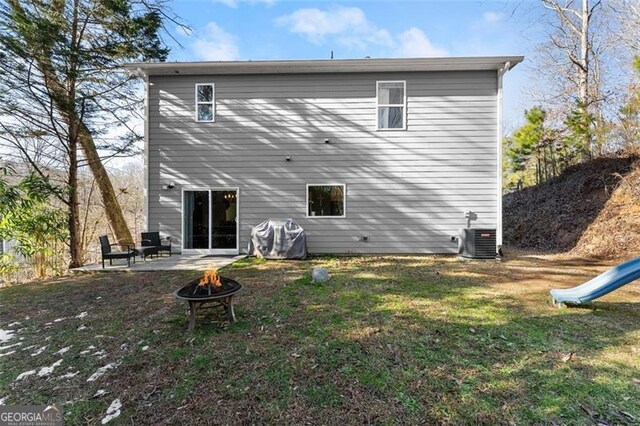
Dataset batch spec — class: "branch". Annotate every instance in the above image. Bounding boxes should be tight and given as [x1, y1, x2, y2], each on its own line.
[0, 126, 69, 206]
[542, 0, 582, 36]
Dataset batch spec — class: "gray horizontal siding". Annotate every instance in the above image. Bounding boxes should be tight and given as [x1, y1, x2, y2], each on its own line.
[147, 70, 498, 254]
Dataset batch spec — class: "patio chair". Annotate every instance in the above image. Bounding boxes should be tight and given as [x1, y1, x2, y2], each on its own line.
[141, 231, 172, 257]
[99, 235, 135, 268]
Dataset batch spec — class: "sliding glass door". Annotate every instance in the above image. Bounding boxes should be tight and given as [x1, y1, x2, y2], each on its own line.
[183, 188, 238, 253]
[211, 190, 237, 250]
[183, 191, 209, 249]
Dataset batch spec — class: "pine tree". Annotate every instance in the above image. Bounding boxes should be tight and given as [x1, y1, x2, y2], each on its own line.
[564, 101, 595, 160]
[0, 0, 172, 267]
[505, 107, 547, 186]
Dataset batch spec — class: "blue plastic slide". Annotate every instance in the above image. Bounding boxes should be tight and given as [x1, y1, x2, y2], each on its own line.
[550, 257, 640, 305]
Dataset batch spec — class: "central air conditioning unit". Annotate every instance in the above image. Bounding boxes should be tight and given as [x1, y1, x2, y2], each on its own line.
[457, 228, 497, 259]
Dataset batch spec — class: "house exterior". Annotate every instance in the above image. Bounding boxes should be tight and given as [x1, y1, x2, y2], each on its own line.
[126, 56, 523, 255]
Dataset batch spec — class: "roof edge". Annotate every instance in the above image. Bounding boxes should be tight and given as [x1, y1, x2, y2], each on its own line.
[124, 56, 524, 77]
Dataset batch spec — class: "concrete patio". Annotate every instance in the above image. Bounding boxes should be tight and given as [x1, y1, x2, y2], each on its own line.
[71, 254, 246, 272]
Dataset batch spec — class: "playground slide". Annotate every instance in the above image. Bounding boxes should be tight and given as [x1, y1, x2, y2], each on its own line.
[550, 257, 640, 305]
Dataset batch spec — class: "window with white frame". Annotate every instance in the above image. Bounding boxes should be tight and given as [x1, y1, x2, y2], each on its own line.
[307, 184, 345, 217]
[196, 83, 215, 122]
[377, 81, 406, 130]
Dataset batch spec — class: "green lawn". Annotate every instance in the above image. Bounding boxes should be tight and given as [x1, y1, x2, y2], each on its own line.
[0, 254, 639, 424]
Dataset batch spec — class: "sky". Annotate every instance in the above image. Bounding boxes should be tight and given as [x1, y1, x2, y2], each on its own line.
[162, 0, 550, 130]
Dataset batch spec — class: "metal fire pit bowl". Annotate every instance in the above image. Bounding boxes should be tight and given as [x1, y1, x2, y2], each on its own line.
[174, 276, 243, 331]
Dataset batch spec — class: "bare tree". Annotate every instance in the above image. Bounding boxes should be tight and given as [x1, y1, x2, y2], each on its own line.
[536, 0, 603, 156]
[526, 0, 640, 156]
[612, 0, 640, 54]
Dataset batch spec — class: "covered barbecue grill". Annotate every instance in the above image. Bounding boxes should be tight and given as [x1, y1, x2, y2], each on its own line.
[248, 218, 307, 259]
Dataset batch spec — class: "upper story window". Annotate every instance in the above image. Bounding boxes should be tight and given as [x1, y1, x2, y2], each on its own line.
[377, 81, 406, 130]
[196, 83, 215, 122]
[307, 184, 346, 218]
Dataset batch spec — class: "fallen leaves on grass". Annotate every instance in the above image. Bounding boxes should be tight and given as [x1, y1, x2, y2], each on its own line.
[580, 403, 638, 425]
[448, 375, 464, 386]
[387, 344, 402, 367]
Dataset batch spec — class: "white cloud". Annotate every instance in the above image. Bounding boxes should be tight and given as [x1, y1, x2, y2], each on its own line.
[338, 28, 394, 51]
[191, 22, 239, 61]
[212, 0, 237, 7]
[483, 11, 504, 24]
[276, 7, 446, 57]
[174, 25, 192, 38]
[275, 6, 393, 47]
[396, 28, 448, 58]
[211, 0, 275, 8]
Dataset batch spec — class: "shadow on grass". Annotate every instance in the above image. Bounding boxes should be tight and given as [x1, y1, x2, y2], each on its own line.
[251, 257, 640, 424]
[0, 256, 638, 424]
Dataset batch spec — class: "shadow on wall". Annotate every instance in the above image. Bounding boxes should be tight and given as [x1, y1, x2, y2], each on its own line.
[148, 72, 498, 253]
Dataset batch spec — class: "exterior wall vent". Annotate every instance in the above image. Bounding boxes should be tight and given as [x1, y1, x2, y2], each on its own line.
[457, 228, 496, 259]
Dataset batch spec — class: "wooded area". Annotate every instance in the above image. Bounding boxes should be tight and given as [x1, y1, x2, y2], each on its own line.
[504, 0, 640, 189]
[0, 0, 172, 274]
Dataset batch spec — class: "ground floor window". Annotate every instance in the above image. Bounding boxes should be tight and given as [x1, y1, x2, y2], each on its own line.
[307, 184, 345, 217]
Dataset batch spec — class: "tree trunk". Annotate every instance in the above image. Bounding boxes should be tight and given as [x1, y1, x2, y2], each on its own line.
[579, 0, 592, 159]
[77, 122, 134, 249]
[7, 0, 134, 258]
[68, 0, 132, 250]
[68, 130, 83, 269]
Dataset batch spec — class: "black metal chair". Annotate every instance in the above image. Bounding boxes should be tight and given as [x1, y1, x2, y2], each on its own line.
[141, 232, 171, 257]
[99, 235, 135, 268]
[137, 232, 159, 260]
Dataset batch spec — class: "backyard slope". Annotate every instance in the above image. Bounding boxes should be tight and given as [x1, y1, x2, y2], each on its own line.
[503, 155, 640, 258]
[571, 161, 640, 258]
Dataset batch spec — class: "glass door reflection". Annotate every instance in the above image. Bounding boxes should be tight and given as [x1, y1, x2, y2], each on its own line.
[211, 190, 237, 250]
[183, 190, 210, 249]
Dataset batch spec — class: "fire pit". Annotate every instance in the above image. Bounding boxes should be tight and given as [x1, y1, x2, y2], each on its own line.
[174, 268, 243, 331]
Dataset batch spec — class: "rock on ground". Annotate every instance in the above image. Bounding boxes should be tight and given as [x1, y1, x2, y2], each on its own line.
[312, 268, 331, 283]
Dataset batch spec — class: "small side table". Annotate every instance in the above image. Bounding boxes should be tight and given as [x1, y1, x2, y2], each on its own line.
[135, 246, 158, 260]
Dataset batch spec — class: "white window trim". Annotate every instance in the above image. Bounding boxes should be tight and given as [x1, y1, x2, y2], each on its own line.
[195, 83, 215, 122]
[306, 183, 346, 218]
[376, 80, 406, 131]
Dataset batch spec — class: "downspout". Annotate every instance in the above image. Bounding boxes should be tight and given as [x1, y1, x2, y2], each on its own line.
[138, 67, 150, 232]
[496, 61, 511, 254]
